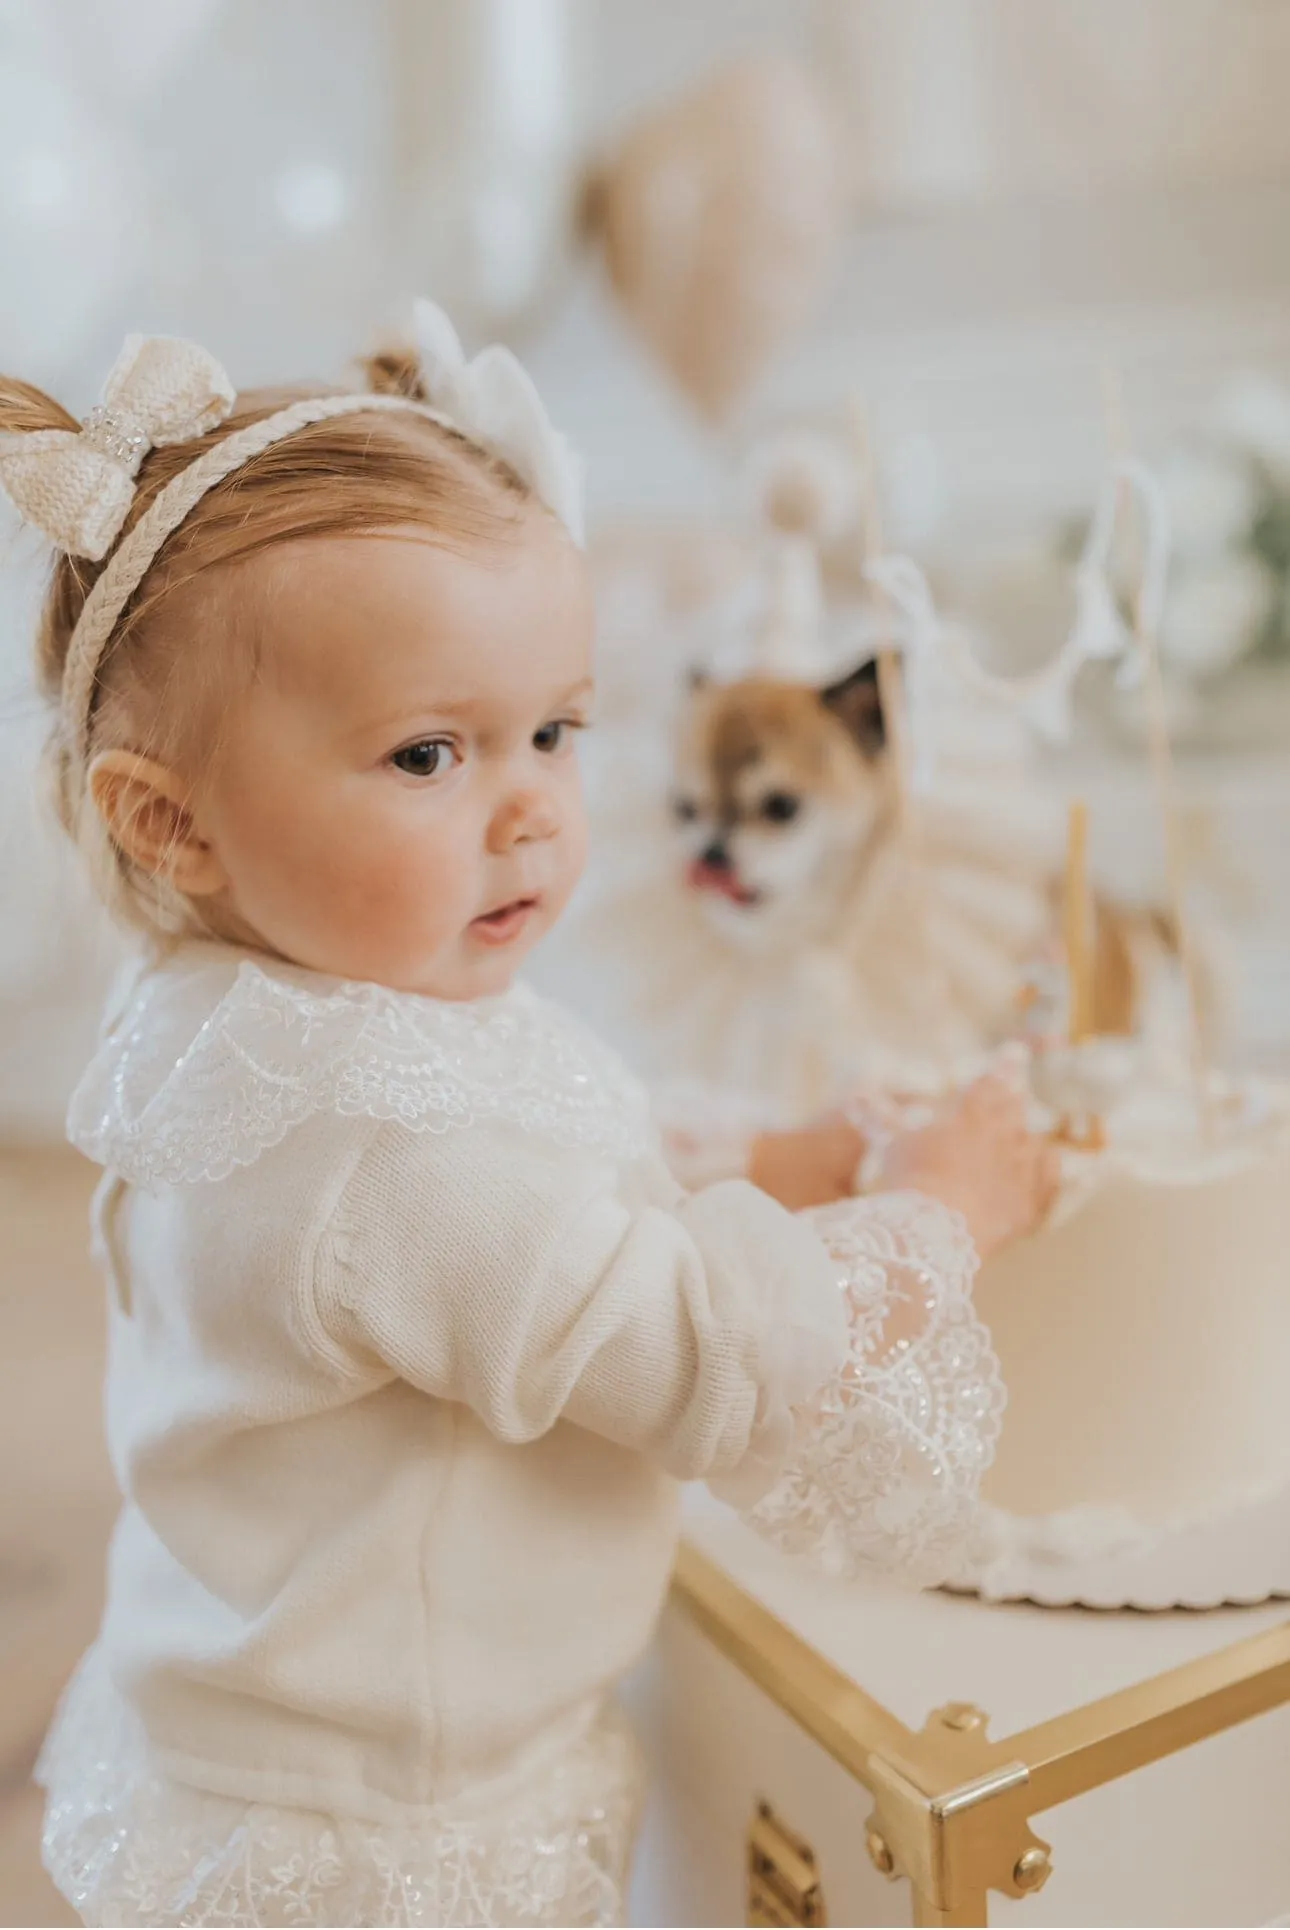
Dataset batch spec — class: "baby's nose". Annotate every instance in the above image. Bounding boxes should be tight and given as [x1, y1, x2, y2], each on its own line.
[488, 788, 560, 850]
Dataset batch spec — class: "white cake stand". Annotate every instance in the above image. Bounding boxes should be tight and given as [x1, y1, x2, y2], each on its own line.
[951, 1484, 1290, 1611]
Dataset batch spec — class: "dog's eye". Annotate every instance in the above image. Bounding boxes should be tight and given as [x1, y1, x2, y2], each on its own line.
[672, 795, 700, 823]
[760, 790, 801, 824]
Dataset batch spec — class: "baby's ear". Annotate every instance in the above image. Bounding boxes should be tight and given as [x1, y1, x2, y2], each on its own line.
[820, 658, 884, 757]
[88, 751, 228, 897]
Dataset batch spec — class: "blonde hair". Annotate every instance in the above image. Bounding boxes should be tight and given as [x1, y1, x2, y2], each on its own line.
[0, 349, 534, 940]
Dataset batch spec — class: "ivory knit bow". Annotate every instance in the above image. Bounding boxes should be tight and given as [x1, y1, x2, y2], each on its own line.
[0, 335, 235, 561]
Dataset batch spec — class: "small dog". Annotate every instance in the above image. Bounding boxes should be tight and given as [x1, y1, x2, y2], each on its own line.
[556, 654, 1176, 1119]
[672, 660, 890, 943]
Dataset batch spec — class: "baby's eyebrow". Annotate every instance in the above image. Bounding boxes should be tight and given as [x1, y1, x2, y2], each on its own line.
[346, 678, 595, 744]
[356, 689, 487, 724]
[336, 697, 475, 747]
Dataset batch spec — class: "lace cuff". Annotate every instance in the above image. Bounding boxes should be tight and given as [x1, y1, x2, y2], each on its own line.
[739, 1192, 1004, 1586]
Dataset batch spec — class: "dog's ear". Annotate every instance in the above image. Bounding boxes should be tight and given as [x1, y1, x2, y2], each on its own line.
[820, 658, 884, 756]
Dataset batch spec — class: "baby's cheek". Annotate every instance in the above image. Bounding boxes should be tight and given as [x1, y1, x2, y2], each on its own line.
[324, 805, 469, 935]
[555, 800, 590, 902]
[553, 769, 590, 891]
[237, 777, 449, 951]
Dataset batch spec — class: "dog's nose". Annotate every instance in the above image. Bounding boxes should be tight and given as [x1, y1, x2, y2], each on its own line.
[699, 841, 731, 871]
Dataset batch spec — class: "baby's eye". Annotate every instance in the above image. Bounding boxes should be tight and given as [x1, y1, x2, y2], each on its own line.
[390, 738, 458, 778]
[533, 719, 580, 754]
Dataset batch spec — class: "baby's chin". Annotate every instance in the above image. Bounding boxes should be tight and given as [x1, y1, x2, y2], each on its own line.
[334, 940, 529, 1004]
[379, 923, 551, 1004]
[220, 896, 559, 1003]
[420, 951, 529, 1002]
[218, 930, 526, 1004]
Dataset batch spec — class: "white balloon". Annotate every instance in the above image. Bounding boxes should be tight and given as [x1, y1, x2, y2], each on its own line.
[1161, 554, 1275, 682]
[402, 0, 582, 335]
[65, 0, 219, 103]
[4, 0, 219, 104]
[1156, 442, 1257, 564]
[1218, 375, 1290, 483]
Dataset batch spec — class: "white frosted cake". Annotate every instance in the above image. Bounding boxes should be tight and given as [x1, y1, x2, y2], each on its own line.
[956, 1057, 1290, 1607]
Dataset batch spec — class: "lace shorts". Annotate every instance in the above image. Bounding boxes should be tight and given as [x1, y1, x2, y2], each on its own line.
[38, 1651, 644, 1928]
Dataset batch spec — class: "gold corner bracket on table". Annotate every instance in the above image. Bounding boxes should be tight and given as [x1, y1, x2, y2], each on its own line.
[862, 1703, 1053, 1928]
[671, 1541, 1290, 1927]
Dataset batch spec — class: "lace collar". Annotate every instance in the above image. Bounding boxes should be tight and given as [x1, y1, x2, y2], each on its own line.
[68, 947, 655, 1186]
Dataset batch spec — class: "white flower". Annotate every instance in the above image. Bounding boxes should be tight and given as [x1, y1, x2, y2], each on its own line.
[411, 298, 585, 545]
[1155, 442, 1256, 562]
[1216, 374, 1290, 481]
[1159, 553, 1274, 680]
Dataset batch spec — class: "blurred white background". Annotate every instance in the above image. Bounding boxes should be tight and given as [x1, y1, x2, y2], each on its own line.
[6, 0, 1290, 1131]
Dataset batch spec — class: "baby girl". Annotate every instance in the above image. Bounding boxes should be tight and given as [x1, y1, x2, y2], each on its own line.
[0, 308, 1055, 1928]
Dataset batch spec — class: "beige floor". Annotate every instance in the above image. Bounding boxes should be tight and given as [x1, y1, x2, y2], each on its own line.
[0, 1149, 113, 1929]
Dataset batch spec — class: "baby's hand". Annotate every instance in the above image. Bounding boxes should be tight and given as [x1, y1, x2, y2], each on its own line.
[748, 1120, 866, 1212]
[877, 1075, 1059, 1261]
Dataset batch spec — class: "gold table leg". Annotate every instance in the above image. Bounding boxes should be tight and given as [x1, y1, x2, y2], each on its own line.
[909, 1890, 990, 1929]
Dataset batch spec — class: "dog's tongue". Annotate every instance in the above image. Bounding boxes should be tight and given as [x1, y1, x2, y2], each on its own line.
[687, 858, 757, 905]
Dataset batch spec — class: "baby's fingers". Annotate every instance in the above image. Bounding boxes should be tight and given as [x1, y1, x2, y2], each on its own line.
[1027, 1140, 1062, 1226]
[1037, 1141, 1062, 1212]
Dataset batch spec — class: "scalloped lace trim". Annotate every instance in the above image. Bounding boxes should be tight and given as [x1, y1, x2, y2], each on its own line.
[68, 960, 655, 1185]
[39, 1652, 641, 1928]
[741, 1192, 1004, 1587]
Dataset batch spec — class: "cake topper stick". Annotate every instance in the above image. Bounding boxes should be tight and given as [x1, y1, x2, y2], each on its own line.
[1064, 798, 1097, 1045]
[1101, 366, 1213, 1127]
[846, 397, 914, 829]
[846, 396, 966, 1063]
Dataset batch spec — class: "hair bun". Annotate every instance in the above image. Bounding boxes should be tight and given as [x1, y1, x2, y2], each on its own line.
[361, 346, 428, 403]
[0, 375, 80, 440]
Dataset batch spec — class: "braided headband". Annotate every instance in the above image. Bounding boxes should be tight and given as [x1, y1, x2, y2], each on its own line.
[0, 300, 585, 761]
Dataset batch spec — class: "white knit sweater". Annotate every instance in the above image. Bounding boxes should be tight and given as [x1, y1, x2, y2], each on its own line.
[39, 941, 1002, 1929]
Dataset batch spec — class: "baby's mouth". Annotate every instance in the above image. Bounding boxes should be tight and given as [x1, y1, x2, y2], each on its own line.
[686, 858, 761, 907]
[471, 896, 541, 945]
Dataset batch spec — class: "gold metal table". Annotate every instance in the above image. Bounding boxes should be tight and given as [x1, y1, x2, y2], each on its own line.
[656, 1502, 1290, 1927]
